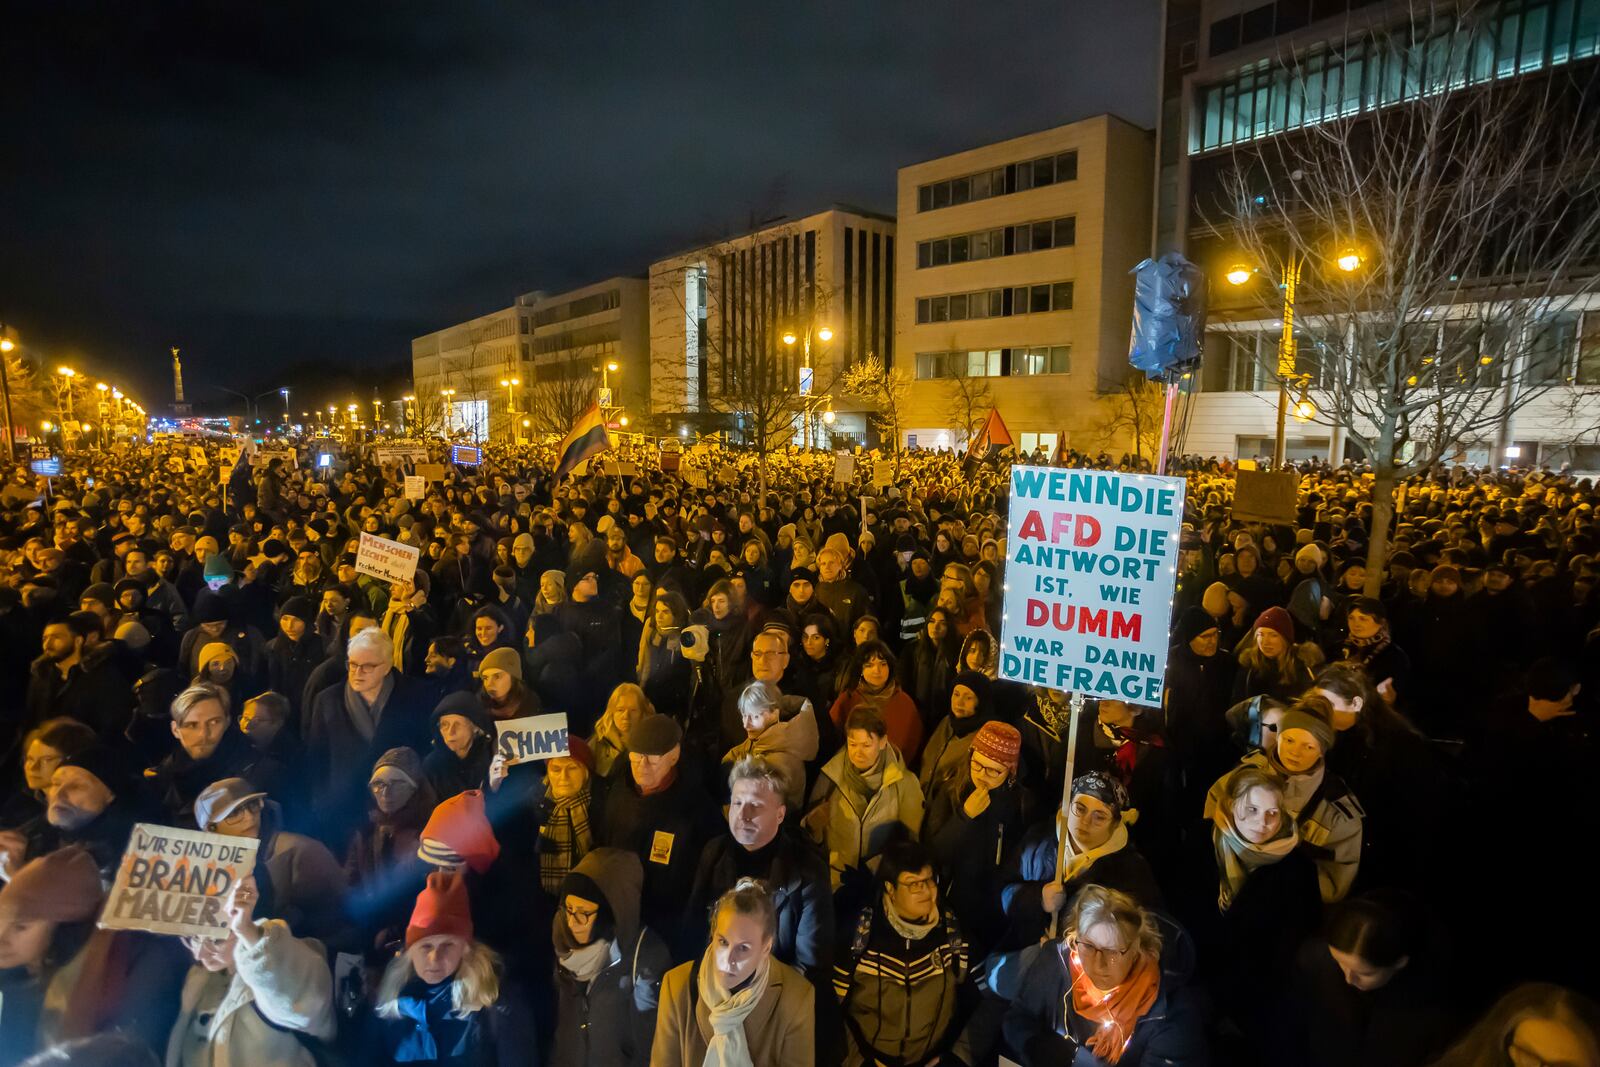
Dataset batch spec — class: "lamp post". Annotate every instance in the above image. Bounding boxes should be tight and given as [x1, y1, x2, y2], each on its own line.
[402, 395, 415, 436]
[440, 388, 457, 437]
[56, 366, 77, 424]
[499, 377, 521, 442]
[281, 388, 291, 425]
[1225, 249, 1361, 468]
[0, 335, 16, 456]
[782, 324, 833, 448]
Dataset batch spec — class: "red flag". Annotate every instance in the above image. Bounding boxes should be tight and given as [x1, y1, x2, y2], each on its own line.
[966, 407, 1014, 459]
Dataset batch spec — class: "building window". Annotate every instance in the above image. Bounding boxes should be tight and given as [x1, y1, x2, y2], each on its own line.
[916, 217, 1075, 270]
[916, 151, 1079, 212]
[914, 281, 1073, 323]
[1193, 0, 1600, 154]
[1011, 345, 1071, 376]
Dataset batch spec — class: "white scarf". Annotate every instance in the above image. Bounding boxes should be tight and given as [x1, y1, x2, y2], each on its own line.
[558, 938, 613, 983]
[882, 889, 939, 942]
[695, 946, 771, 1067]
[1057, 808, 1130, 885]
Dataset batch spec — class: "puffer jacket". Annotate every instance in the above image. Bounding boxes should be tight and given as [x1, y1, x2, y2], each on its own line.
[721, 696, 820, 809]
[1003, 914, 1208, 1066]
[805, 745, 924, 888]
[550, 849, 672, 1067]
[165, 920, 335, 1067]
[1205, 751, 1364, 903]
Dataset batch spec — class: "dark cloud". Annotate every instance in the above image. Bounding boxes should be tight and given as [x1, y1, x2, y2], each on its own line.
[1, 0, 1159, 406]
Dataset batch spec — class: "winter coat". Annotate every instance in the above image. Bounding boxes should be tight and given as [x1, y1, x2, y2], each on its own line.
[254, 802, 348, 944]
[550, 849, 672, 1067]
[829, 686, 924, 765]
[1206, 751, 1364, 903]
[263, 632, 322, 724]
[22, 648, 133, 742]
[927, 778, 1027, 955]
[805, 746, 924, 888]
[150, 727, 273, 828]
[651, 955, 814, 1067]
[164, 920, 335, 1067]
[999, 819, 1165, 950]
[1003, 915, 1208, 1067]
[686, 830, 835, 978]
[303, 675, 431, 841]
[597, 758, 725, 937]
[834, 902, 969, 1067]
[898, 633, 957, 723]
[370, 976, 537, 1067]
[720, 697, 819, 810]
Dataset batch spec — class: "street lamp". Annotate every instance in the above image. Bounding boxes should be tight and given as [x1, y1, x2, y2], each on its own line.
[1225, 249, 1363, 467]
[782, 322, 833, 448]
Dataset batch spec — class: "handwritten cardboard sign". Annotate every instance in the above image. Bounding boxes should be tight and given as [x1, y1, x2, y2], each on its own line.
[999, 466, 1185, 704]
[495, 712, 570, 767]
[403, 475, 425, 500]
[872, 459, 894, 488]
[99, 824, 260, 938]
[1231, 468, 1299, 525]
[415, 463, 447, 483]
[355, 531, 420, 585]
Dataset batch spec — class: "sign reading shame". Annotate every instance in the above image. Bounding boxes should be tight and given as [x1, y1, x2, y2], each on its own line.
[100, 824, 260, 938]
[495, 713, 570, 767]
[999, 465, 1185, 704]
[356, 532, 420, 586]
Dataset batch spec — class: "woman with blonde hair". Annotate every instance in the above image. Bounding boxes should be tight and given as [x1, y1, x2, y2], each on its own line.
[371, 871, 534, 1064]
[1004, 884, 1205, 1066]
[652, 878, 813, 1067]
[591, 683, 656, 779]
[1427, 983, 1600, 1067]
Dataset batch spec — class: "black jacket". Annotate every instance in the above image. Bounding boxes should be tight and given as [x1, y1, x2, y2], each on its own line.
[597, 759, 723, 938]
[22, 648, 132, 743]
[686, 830, 834, 977]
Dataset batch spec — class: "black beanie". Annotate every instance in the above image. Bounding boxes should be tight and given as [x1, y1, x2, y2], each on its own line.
[61, 744, 134, 800]
[195, 593, 229, 624]
[1174, 606, 1220, 646]
[280, 596, 316, 622]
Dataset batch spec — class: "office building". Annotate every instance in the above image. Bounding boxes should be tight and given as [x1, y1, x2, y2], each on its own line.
[895, 115, 1155, 455]
[648, 206, 895, 446]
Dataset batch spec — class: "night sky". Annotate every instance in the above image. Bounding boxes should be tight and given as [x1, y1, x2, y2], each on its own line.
[2, 1, 1159, 411]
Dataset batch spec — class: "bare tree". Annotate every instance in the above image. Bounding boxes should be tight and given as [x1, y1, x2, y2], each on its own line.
[1094, 373, 1166, 463]
[839, 353, 912, 453]
[526, 365, 598, 437]
[1202, 1, 1600, 593]
[943, 367, 994, 449]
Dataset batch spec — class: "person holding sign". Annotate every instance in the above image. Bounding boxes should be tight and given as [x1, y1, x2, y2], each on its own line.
[0, 846, 187, 1062]
[168, 874, 337, 1067]
[425, 693, 496, 801]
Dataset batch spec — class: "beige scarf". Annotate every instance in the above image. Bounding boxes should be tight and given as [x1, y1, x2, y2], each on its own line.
[1056, 808, 1130, 885]
[1211, 805, 1299, 912]
[695, 946, 771, 1067]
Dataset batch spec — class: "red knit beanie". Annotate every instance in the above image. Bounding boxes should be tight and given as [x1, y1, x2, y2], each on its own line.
[562, 734, 595, 773]
[1254, 606, 1294, 643]
[971, 720, 1022, 776]
[406, 871, 474, 947]
[417, 789, 501, 874]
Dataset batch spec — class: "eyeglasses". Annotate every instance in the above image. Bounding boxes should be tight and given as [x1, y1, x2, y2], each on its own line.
[564, 904, 600, 922]
[370, 780, 410, 794]
[222, 798, 263, 820]
[1069, 802, 1112, 825]
[348, 660, 386, 673]
[895, 875, 936, 893]
[1067, 935, 1133, 962]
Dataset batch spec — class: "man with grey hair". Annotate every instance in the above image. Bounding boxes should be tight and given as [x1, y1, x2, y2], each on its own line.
[686, 754, 834, 983]
[303, 625, 430, 845]
[148, 682, 267, 827]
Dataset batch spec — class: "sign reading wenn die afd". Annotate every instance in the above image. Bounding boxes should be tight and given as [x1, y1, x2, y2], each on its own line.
[1000, 466, 1185, 704]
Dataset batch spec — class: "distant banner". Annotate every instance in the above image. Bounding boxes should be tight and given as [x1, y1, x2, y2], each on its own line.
[495, 712, 570, 767]
[1231, 469, 1299, 525]
[356, 531, 420, 585]
[99, 824, 260, 938]
[450, 444, 482, 466]
[373, 445, 427, 466]
[251, 448, 296, 468]
[999, 466, 1185, 704]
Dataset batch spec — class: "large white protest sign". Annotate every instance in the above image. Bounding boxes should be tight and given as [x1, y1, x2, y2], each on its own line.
[999, 466, 1185, 704]
[403, 475, 425, 500]
[495, 713, 570, 767]
[373, 444, 428, 466]
[99, 824, 260, 938]
[355, 531, 420, 585]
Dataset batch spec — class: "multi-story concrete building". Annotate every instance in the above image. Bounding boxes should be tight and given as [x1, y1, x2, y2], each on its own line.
[895, 115, 1154, 455]
[1160, 0, 1600, 467]
[649, 206, 895, 446]
[411, 277, 647, 442]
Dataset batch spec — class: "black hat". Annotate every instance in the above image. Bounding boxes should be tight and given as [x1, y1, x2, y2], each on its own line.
[1173, 606, 1219, 646]
[61, 744, 134, 800]
[80, 582, 118, 610]
[279, 596, 316, 622]
[788, 566, 818, 587]
[195, 592, 229, 623]
[625, 715, 682, 756]
[431, 691, 494, 736]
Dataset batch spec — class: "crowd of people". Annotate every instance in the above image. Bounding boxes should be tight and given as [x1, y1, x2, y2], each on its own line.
[0, 434, 1596, 1067]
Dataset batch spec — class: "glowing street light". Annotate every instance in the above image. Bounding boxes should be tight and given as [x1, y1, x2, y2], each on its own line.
[0, 338, 13, 352]
[1336, 249, 1363, 273]
[1225, 265, 1255, 286]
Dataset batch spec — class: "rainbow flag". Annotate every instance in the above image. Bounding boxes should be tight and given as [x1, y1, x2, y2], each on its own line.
[554, 402, 610, 480]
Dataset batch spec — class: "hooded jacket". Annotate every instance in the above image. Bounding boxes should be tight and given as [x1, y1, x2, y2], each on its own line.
[720, 696, 820, 810]
[423, 696, 497, 802]
[549, 848, 673, 1067]
[805, 745, 925, 888]
[1003, 914, 1208, 1067]
[917, 672, 996, 799]
[164, 920, 335, 1067]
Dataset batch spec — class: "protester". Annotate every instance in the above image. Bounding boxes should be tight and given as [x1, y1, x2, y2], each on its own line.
[652, 878, 814, 1067]
[805, 705, 925, 893]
